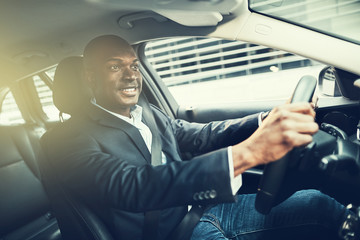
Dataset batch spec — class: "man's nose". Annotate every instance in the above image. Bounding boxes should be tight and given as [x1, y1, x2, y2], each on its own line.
[123, 67, 137, 82]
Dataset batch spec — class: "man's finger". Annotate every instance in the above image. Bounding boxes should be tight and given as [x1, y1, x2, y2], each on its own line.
[288, 121, 319, 134]
[283, 131, 313, 147]
[274, 103, 315, 117]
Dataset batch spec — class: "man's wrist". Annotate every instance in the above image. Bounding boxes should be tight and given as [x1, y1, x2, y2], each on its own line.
[232, 142, 255, 177]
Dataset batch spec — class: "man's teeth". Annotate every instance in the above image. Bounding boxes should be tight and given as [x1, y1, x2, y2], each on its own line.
[121, 88, 136, 92]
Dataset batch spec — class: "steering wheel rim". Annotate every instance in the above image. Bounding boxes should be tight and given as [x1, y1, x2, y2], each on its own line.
[255, 75, 317, 214]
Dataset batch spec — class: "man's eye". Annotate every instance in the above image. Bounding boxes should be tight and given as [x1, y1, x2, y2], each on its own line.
[110, 65, 120, 71]
[132, 65, 139, 71]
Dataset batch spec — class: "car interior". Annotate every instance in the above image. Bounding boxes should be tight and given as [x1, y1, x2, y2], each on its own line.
[1, 0, 360, 239]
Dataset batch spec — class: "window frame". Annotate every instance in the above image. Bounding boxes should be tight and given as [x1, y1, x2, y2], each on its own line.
[6, 67, 60, 126]
[136, 43, 179, 119]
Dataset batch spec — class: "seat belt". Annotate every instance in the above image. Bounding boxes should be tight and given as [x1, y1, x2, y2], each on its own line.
[139, 94, 162, 240]
[140, 94, 162, 166]
[139, 94, 204, 240]
[167, 205, 204, 240]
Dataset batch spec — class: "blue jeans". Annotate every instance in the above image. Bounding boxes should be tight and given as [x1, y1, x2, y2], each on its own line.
[191, 190, 346, 240]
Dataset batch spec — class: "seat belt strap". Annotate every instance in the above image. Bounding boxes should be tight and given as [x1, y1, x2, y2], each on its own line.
[140, 94, 162, 166]
[140, 94, 203, 240]
[139, 94, 162, 240]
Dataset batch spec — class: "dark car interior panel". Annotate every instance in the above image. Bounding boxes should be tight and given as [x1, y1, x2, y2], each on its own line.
[0, 125, 61, 240]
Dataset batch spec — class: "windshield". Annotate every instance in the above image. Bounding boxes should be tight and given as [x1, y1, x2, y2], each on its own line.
[249, 0, 360, 45]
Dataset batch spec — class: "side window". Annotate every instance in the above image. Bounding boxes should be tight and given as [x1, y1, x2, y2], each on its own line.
[144, 37, 325, 105]
[33, 71, 70, 122]
[45, 67, 56, 80]
[0, 90, 25, 125]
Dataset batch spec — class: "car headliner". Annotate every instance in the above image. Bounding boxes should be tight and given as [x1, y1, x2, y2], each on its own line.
[0, 0, 359, 85]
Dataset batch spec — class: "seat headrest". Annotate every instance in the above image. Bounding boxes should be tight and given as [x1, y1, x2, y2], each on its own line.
[53, 56, 90, 115]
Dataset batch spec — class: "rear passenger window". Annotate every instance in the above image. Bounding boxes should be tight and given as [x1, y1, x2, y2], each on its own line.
[45, 67, 56, 80]
[33, 75, 59, 121]
[0, 91, 25, 125]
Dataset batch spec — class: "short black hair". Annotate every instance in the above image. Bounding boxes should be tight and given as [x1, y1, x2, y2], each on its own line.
[83, 35, 131, 70]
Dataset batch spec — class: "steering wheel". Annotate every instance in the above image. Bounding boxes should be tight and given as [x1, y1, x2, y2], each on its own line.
[255, 75, 317, 214]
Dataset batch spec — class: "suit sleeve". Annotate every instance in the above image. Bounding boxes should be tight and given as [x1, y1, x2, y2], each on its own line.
[153, 107, 259, 158]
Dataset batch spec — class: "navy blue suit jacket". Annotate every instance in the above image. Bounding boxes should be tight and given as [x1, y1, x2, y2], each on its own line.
[42, 103, 259, 239]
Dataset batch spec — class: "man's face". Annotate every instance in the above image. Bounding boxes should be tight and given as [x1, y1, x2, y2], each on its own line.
[89, 44, 142, 116]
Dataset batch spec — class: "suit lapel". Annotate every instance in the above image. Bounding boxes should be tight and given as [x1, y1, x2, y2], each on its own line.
[86, 104, 151, 163]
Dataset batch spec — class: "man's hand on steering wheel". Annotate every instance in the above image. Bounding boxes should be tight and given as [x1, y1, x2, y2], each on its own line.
[232, 102, 319, 177]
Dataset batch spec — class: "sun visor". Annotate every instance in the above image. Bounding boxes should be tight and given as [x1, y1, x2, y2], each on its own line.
[154, 10, 223, 27]
[89, 0, 243, 26]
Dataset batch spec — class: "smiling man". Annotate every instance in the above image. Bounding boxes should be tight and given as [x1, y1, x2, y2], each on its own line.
[83, 37, 142, 117]
[43, 35, 357, 240]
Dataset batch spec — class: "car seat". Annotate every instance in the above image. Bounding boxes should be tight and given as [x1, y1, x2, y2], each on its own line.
[39, 56, 114, 240]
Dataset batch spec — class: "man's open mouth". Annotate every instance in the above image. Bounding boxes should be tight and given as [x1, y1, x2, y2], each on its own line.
[118, 87, 139, 96]
[120, 87, 137, 93]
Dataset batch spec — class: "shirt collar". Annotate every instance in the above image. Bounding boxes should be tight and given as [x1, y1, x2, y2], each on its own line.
[90, 98, 143, 126]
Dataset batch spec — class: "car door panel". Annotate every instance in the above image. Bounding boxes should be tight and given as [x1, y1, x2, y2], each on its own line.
[176, 100, 284, 123]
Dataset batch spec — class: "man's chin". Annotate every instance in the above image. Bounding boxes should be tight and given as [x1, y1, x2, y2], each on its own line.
[120, 98, 139, 108]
